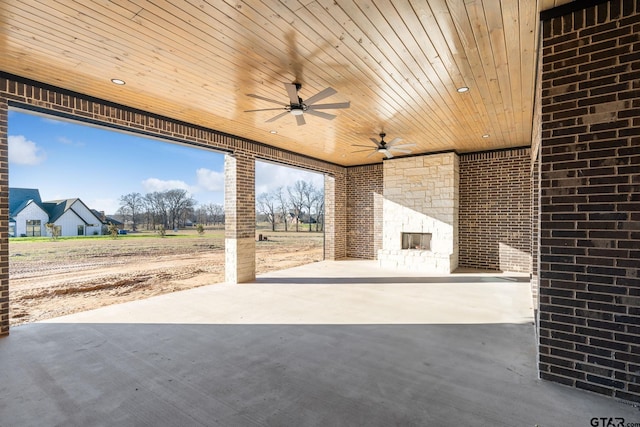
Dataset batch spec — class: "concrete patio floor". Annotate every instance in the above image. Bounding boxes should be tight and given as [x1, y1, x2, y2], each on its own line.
[1, 260, 638, 426]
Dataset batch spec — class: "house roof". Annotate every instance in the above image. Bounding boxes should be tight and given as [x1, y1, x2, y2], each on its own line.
[91, 209, 123, 226]
[9, 188, 43, 218]
[43, 198, 102, 225]
[43, 199, 79, 223]
[9, 188, 105, 226]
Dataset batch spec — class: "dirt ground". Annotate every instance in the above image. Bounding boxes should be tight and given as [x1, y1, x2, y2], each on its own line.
[9, 231, 324, 326]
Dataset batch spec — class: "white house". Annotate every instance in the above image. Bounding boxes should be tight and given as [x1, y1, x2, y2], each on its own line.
[44, 198, 104, 237]
[9, 188, 106, 237]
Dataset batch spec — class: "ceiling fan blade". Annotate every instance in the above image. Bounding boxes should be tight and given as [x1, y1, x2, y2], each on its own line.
[366, 150, 379, 158]
[285, 83, 299, 104]
[385, 137, 403, 147]
[244, 107, 287, 112]
[295, 114, 306, 126]
[307, 101, 350, 110]
[389, 148, 412, 153]
[381, 149, 394, 158]
[370, 137, 381, 146]
[246, 94, 285, 105]
[305, 109, 336, 120]
[304, 87, 337, 105]
[266, 111, 290, 123]
[390, 143, 416, 149]
[352, 149, 375, 153]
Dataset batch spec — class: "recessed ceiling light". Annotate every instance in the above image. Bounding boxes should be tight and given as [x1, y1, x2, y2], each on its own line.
[482, 134, 490, 138]
[270, 130, 278, 134]
[457, 86, 469, 93]
[110, 78, 126, 85]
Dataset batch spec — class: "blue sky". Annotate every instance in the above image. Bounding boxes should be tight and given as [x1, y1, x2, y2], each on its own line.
[8, 109, 323, 214]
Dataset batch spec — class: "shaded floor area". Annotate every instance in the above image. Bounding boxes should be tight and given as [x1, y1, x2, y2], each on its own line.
[1, 261, 638, 426]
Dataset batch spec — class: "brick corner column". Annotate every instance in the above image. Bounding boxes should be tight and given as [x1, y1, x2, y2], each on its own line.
[224, 153, 255, 283]
[324, 171, 347, 260]
[0, 94, 9, 336]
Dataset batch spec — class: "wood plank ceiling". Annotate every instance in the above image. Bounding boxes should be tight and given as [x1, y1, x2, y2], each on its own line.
[0, 0, 574, 166]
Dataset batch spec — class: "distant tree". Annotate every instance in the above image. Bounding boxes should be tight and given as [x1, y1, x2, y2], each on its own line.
[118, 192, 144, 231]
[302, 182, 318, 232]
[288, 180, 306, 232]
[204, 203, 225, 225]
[164, 189, 195, 229]
[178, 202, 196, 228]
[145, 191, 168, 229]
[275, 186, 289, 232]
[257, 191, 278, 231]
[312, 187, 324, 232]
[194, 207, 208, 225]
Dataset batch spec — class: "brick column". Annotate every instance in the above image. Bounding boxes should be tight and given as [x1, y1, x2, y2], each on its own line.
[324, 174, 336, 260]
[539, 0, 640, 403]
[346, 164, 383, 259]
[0, 95, 8, 336]
[324, 171, 347, 260]
[224, 153, 255, 283]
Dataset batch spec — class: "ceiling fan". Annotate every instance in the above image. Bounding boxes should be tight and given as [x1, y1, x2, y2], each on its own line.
[352, 133, 416, 159]
[244, 82, 350, 126]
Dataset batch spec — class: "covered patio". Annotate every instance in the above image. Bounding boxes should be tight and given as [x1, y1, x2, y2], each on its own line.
[1, 261, 636, 426]
[1, 0, 639, 409]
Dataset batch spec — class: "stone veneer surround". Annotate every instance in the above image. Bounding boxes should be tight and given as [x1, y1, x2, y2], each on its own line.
[378, 152, 459, 273]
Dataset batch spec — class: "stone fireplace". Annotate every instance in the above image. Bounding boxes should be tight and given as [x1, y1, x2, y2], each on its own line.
[378, 152, 459, 273]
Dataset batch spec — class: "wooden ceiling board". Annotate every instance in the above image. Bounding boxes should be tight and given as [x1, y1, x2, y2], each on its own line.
[424, 0, 494, 150]
[365, 0, 486, 140]
[318, 1, 456, 144]
[0, 0, 576, 166]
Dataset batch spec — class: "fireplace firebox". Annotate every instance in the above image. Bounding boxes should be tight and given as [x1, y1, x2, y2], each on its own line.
[401, 232, 432, 250]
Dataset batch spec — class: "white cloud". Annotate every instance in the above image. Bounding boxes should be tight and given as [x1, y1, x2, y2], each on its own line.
[142, 178, 193, 193]
[57, 136, 84, 147]
[196, 168, 224, 191]
[8, 135, 46, 165]
[255, 161, 324, 195]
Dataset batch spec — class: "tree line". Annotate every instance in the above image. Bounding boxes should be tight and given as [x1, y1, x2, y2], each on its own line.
[117, 179, 323, 232]
[117, 189, 223, 231]
[256, 180, 324, 232]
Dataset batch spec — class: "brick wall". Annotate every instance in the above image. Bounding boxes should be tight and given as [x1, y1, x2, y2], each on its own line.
[334, 169, 348, 260]
[539, 0, 640, 403]
[0, 75, 349, 333]
[0, 95, 8, 336]
[459, 148, 532, 273]
[532, 152, 541, 308]
[346, 164, 383, 259]
[225, 153, 256, 283]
